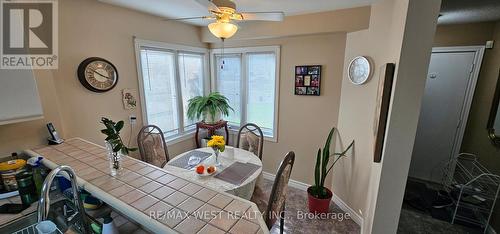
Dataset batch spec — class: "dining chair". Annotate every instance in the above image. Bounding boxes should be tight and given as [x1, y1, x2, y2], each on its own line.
[137, 125, 170, 168]
[236, 123, 264, 160]
[262, 151, 295, 233]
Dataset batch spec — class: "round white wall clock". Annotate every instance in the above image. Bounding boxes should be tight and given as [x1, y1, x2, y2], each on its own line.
[348, 56, 372, 85]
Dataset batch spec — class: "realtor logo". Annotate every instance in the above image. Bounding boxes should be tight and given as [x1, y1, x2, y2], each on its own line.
[1, 0, 58, 69]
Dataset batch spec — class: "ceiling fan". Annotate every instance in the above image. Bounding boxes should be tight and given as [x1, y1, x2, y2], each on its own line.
[168, 0, 285, 39]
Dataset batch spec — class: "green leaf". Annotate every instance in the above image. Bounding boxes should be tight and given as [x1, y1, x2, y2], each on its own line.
[113, 144, 122, 152]
[115, 121, 124, 132]
[185, 92, 233, 121]
[128, 147, 138, 152]
[320, 127, 335, 187]
[314, 149, 321, 189]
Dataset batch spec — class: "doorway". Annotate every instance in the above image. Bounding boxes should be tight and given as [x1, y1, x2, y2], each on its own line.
[409, 46, 485, 183]
[398, 46, 485, 233]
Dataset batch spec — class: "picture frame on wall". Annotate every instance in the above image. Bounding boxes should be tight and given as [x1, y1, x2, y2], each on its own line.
[373, 63, 396, 163]
[295, 65, 322, 96]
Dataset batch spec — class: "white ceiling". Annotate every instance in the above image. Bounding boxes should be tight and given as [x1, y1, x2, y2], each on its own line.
[99, 0, 500, 26]
[98, 0, 376, 25]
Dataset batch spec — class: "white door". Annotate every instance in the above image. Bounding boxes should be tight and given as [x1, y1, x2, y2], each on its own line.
[409, 50, 478, 183]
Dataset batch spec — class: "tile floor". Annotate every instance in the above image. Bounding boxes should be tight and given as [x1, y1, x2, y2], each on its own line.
[114, 177, 361, 233]
[397, 205, 482, 234]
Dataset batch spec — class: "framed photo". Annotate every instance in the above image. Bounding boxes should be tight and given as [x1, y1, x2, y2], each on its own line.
[295, 76, 304, 86]
[304, 75, 311, 86]
[295, 87, 307, 95]
[295, 65, 321, 96]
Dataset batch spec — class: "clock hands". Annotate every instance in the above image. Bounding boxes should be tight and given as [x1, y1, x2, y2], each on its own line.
[89, 68, 112, 80]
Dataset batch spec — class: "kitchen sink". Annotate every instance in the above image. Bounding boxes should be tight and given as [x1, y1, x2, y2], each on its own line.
[0, 198, 86, 234]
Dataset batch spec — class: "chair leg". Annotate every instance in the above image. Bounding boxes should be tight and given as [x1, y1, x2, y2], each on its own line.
[279, 203, 285, 234]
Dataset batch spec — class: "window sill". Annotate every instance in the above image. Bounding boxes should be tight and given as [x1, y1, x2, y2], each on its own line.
[165, 131, 195, 146]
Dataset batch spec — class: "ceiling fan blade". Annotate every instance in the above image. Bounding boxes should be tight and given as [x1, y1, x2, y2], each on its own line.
[164, 16, 215, 21]
[237, 12, 285, 21]
[195, 0, 220, 12]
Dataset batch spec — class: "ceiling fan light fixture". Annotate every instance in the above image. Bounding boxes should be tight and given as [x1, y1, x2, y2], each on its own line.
[208, 21, 238, 39]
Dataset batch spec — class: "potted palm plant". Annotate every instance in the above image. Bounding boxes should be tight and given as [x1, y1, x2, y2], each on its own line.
[187, 92, 233, 124]
[308, 127, 354, 213]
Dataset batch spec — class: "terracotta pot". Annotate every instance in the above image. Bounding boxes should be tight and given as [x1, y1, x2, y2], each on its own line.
[307, 186, 333, 214]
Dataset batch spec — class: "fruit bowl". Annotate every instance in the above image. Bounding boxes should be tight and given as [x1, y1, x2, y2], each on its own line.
[195, 164, 217, 177]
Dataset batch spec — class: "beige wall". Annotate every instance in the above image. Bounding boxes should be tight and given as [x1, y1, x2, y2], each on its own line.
[49, 0, 206, 157]
[0, 71, 64, 156]
[434, 22, 496, 47]
[211, 33, 347, 186]
[460, 22, 500, 171]
[333, 0, 440, 233]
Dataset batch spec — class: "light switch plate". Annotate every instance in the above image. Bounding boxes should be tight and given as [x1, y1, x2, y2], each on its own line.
[486, 40, 494, 49]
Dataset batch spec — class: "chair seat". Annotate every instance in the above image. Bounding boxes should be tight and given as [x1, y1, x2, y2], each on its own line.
[251, 177, 269, 213]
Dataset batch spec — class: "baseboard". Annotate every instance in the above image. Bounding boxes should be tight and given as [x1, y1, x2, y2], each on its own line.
[261, 171, 364, 229]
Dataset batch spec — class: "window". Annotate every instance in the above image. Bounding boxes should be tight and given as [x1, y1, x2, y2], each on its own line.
[212, 46, 280, 141]
[136, 39, 208, 140]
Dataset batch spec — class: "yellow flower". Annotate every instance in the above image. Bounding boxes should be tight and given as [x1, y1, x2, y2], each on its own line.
[212, 135, 224, 141]
[207, 135, 225, 152]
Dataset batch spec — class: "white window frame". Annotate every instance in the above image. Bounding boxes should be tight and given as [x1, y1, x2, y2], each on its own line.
[134, 38, 210, 144]
[210, 46, 280, 142]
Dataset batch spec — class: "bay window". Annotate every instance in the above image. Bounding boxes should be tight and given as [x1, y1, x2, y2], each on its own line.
[211, 46, 280, 141]
[135, 39, 208, 141]
[135, 39, 278, 143]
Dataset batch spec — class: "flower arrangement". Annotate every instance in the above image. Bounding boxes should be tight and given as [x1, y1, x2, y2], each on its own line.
[207, 135, 226, 152]
[207, 135, 225, 166]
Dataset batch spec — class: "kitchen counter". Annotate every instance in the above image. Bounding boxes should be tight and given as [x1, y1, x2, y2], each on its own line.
[24, 138, 269, 234]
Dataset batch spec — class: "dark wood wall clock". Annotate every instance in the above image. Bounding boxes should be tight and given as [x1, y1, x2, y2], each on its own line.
[77, 57, 118, 92]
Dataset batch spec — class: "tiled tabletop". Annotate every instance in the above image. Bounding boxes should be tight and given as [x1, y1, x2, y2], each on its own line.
[25, 138, 268, 234]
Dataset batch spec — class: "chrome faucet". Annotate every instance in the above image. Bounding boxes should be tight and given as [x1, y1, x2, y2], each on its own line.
[37, 165, 91, 234]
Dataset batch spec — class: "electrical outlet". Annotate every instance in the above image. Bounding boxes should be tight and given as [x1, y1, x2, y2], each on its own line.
[129, 115, 137, 125]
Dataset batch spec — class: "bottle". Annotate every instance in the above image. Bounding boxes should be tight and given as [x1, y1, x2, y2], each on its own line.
[15, 170, 37, 205]
[27, 157, 45, 196]
[101, 216, 118, 234]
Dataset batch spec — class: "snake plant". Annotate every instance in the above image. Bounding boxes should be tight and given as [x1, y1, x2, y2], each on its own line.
[187, 92, 234, 123]
[311, 127, 354, 199]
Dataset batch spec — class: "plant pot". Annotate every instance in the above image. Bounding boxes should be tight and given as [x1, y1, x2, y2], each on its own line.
[307, 186, 333, 214]
[203, 111, 221, 124]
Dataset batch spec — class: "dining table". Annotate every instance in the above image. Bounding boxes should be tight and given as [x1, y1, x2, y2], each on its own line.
[163, 146, 262, 200]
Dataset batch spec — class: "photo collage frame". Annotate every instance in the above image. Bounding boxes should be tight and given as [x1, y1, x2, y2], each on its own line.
[295, 65, 321, 96]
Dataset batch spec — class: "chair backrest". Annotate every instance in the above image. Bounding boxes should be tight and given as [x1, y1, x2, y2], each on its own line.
[236, 123, 264, 160]
[263, 151, 295, 228]
[137, 125, 169, 168]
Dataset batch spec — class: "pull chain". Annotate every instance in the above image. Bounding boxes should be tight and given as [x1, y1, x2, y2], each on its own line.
[221, 38, 225, 70]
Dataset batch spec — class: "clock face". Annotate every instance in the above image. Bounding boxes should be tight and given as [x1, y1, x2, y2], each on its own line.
[348, 56, 371, 85]
[77, 57, 118, 92]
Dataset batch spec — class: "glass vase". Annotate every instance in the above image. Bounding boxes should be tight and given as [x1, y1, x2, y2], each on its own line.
[105, 141, 123, 176]
[212, 148, 221, 167]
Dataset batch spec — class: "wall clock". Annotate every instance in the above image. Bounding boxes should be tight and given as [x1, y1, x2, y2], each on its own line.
[77, 57, 118, 92]
[348, 56, 372, 85]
